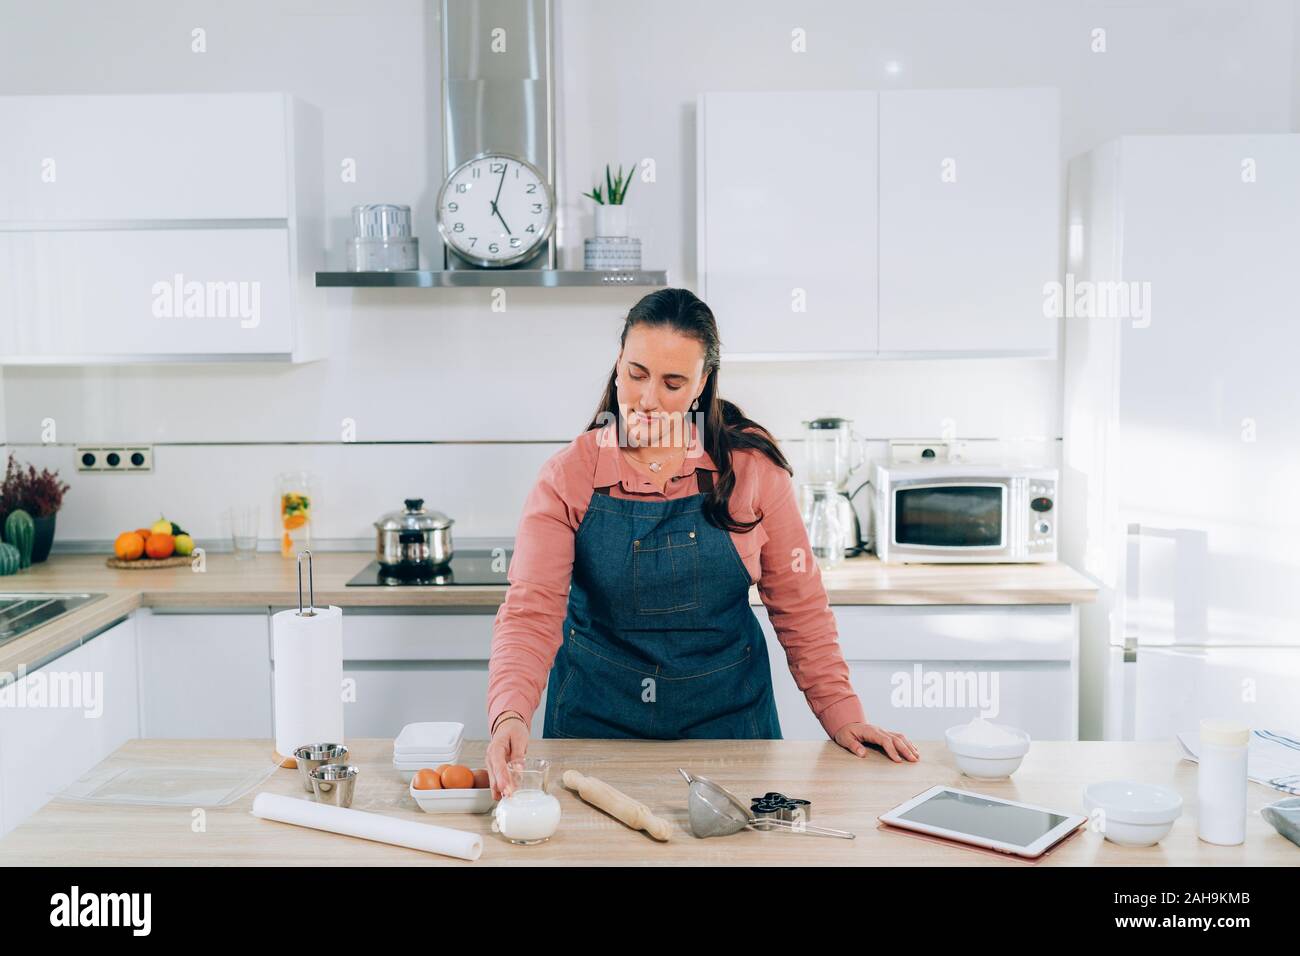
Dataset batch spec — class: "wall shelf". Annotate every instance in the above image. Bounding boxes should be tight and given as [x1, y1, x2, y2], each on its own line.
[315, 269, 668, 289]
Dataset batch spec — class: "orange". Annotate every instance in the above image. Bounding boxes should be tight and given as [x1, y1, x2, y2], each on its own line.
[145, 532, 175, 559]
[283, 513, 307, 530]
[114, 532, 145, 561]
[133, 527, 153, 540]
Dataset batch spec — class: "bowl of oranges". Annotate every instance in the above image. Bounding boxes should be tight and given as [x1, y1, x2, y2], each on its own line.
[110, 517, 196, 568]
[409, 764, 496, 814]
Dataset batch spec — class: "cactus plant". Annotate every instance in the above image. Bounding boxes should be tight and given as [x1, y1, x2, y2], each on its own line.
[3, 508, 33, 568]
[0, 542, 19, 575]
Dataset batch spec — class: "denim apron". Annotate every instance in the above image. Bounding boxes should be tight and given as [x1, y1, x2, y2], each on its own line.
[543, 466, 783, 739]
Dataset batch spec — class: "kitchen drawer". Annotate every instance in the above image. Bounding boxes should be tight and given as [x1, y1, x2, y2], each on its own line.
[831, 605, 1076, 662]
[340, 662, 548, 740]
[325, 610, 496, 662]
[757, 604, 1079, 741]
[766, 647, 1075, 742]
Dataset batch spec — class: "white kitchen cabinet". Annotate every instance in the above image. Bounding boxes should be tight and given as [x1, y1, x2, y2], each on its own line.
[0, 92, 324, 364]
[697, 90, 879, 357]
[697, 87, 1060, 358]
[0, 617, 139, 836]
[311, 611, 548, 741]
[759, 604, 1079, 741]
[877, 89, 1060, 355]
[0, 229, 294, 357]
[136, 609, 273, 738]
[0, 94, 291, 221]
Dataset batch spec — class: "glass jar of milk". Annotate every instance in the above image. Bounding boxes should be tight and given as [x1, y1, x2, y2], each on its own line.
[491, 758, 561, 845]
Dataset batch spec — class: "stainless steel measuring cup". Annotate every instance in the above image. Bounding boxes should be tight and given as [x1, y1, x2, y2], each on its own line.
[310, 764, 359, 808]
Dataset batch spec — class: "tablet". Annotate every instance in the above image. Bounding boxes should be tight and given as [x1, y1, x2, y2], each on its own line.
[879, 785, 1087, 859]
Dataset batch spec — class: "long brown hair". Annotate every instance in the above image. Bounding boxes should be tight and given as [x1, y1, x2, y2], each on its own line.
[585, 288, 792, 533]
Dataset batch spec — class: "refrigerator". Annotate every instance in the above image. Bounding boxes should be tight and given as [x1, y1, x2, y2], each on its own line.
[1061, 135, 1300, 741]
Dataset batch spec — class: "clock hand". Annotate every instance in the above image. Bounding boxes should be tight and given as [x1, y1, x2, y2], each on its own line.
[492, 205, 513, 235]
[493, 164, 508, 207]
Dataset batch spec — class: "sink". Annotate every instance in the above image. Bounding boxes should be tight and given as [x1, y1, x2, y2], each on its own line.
[0, 593, 105, 647]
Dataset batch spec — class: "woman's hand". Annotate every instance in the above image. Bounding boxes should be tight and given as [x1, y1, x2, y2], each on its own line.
[833, 722, 920, 762]
[485, 715, 530, 799]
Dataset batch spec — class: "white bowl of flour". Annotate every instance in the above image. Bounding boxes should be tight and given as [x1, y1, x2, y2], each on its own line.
[944, 718, 1031, 778]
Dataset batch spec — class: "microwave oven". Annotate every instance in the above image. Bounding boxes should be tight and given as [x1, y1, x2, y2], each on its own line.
[872, 462, 1058, 563]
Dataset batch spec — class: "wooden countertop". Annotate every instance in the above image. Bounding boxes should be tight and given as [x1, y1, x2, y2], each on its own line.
[0, 551, 1096, 677]
[0, 738, 1290, 866]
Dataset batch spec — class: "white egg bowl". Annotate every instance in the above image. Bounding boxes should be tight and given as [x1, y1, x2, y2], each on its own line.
[944, 723, 1031, 779]
[1083, 780, 1183, 847]
[409, 778, 498, 814]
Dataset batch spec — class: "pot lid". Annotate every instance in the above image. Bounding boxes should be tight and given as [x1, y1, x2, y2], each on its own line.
[375, 498, 453, 532]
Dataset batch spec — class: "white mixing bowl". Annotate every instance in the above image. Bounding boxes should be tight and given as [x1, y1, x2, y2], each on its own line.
[944, 722, 1031, 778]
[1083, 780, 1183, 847]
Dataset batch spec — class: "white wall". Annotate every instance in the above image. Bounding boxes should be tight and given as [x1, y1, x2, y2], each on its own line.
[0, 0, 1296, 545]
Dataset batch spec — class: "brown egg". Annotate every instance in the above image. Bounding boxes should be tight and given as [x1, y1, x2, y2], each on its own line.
[472, 769, 490, 790]
[434, 763, 451, 774]
[440, 765, 475, 789]
[412, 768, 443, 790]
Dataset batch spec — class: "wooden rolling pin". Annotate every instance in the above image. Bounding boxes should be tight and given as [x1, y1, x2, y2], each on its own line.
[562, 769, 672, 842]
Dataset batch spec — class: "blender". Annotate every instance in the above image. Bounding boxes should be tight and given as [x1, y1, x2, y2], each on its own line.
[799, 417, 869, 563]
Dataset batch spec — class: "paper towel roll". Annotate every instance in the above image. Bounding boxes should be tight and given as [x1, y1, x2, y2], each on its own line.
[272, 605, 344, 761]
[251, 792, 483, 861]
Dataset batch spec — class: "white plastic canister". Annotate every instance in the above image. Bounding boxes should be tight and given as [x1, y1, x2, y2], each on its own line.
[1196, 719, 1249, 846]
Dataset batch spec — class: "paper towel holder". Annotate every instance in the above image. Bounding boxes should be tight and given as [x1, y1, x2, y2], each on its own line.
[297, 550, 318, 617]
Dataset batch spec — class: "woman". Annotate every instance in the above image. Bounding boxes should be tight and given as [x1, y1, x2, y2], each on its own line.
[486, 288, 919, 797]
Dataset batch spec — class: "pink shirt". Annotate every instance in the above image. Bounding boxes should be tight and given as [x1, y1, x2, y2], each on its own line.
[487, 421, 867, 739]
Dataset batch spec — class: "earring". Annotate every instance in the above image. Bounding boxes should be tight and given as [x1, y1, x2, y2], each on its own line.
[691, 399, 699, 411]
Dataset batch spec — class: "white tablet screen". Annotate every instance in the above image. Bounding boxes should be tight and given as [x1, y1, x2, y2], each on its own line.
[897, 789, 1071, 847]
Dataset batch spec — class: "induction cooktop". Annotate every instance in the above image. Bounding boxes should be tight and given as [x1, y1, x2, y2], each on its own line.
[345, 549, 512, 587]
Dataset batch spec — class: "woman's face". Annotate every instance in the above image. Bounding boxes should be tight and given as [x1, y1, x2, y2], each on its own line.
[616, 324, 708, 448]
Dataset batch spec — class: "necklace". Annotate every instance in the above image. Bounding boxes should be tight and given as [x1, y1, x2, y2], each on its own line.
[625, 447, 679, 475]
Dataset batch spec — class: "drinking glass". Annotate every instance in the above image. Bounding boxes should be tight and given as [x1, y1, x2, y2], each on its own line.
[222, 507, 260, 560]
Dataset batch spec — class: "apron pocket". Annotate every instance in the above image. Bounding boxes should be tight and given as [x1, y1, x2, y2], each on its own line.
[633, 528, 700, 614]
[554, 636, 660, 738]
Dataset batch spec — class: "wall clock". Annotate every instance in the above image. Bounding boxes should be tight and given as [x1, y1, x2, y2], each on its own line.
[436, 152, 556, 268]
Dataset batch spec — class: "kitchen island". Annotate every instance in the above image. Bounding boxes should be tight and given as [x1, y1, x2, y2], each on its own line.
[0, 552, 1100, 835]
[0, 737, 1291, 866]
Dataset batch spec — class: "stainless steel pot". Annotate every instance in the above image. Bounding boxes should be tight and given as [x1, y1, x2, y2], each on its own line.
[375, 498, 453, 569]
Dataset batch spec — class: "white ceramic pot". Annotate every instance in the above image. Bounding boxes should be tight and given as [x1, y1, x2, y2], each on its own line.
[594, 203, 628, 238]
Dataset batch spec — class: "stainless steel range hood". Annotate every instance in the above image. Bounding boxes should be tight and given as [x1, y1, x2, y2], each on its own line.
[317, 0, 666, 289]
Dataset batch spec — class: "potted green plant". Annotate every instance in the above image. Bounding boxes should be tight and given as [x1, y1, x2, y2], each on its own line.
[0, 453, 70, 563]
[583, 162, 634, 237]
